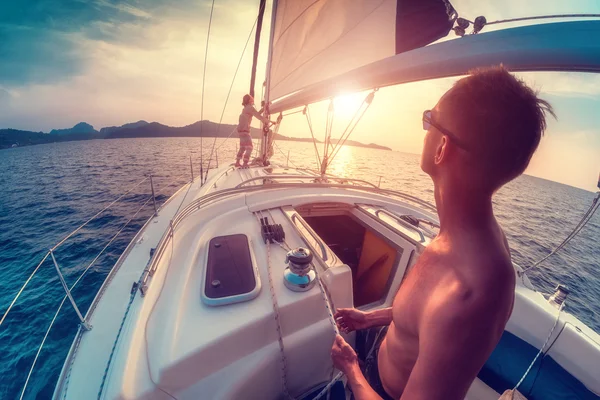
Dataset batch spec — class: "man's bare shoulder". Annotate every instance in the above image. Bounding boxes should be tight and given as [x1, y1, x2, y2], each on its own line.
[425, 237, 514, 317]
[452, 224, 515, 284]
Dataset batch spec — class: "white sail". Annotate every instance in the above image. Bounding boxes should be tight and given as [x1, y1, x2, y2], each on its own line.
[269, 20, 600, 114]
[268, 0, 396, 101]
[267, 0, 455, 108]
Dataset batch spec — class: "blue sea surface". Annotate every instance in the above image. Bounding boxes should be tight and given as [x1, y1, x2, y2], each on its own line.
[0, 138, 598, 399]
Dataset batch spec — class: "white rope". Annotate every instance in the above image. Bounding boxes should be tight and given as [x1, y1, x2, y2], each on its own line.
[514, 302, 564, 391]
[260, 209, 343, 400]
[264, 231, 293, 399]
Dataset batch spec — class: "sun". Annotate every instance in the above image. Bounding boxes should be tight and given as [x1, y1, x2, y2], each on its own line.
[333, 92, 369, 120]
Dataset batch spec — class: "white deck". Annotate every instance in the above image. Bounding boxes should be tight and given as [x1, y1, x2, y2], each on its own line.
[54, 164, 600, 400]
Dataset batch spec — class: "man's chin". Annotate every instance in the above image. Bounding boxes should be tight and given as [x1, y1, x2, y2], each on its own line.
[420, 163, 435, 178]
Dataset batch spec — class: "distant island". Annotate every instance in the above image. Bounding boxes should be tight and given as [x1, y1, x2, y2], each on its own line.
[0, 120, 392, 151]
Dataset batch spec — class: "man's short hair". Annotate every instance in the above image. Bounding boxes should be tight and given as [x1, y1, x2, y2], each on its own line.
[242, 94, 253, 106]
[441, 65, 555, 187]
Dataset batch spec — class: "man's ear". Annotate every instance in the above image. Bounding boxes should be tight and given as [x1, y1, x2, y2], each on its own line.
[434, 136, 449, 165]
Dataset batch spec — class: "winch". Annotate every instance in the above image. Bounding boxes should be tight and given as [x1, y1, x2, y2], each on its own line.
[548, 284, 569, 308]
[283, 247, 316, 292]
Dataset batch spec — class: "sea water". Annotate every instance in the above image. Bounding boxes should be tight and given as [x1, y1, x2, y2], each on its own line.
[0, 138, 598, 399]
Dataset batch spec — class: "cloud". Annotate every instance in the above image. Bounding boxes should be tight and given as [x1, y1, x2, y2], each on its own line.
[0, 0, 267, 131]
[0, 25, 89, 86]
[0, 0, 236, 86]
[520, 72, 600, 99]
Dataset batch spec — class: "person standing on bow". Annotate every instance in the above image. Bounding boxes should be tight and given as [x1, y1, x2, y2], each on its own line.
[235, 94, 271, 168]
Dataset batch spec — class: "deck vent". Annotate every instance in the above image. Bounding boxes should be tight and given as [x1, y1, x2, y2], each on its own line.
[283, 247, 317, 292]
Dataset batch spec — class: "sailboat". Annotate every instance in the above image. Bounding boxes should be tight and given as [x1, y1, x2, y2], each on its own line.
[4, 0, 600, 399]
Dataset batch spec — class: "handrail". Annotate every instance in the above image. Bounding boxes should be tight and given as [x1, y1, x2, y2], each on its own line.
[16, 193, 159, 399]
[139, 177, 439, 289]
[209, 165, 236, 188]
[291, 213, 328, 261]
[0, 175, 151, 329]
[235, 174, 379, 189]
[235, 174, 315, 187]
[171, 182, 437, 237]
[374, 209, 426, 243]
[136, 180, 438, 299]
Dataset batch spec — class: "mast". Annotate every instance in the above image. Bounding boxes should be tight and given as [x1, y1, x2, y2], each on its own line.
[259, 0, 278, 162]
[249, 0, 267, 98]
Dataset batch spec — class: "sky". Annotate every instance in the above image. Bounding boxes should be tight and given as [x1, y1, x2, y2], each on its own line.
[1, 0, 599, 191]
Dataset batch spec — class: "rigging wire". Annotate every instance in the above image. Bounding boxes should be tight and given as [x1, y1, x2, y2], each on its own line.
[520, 192, 600, 276]
[0, 176, 150, 327]
[273, 141, 299, 169]
[303, 105, 322, 168]
[328, 93, 371, 159]
[204, 6, 264, 182]
[22, 194, 155, 400]
[321, 100, 335, 173]
[514, 302, 564, 392]
[328, 90, 377, 166]
[199, 0, 216, 182]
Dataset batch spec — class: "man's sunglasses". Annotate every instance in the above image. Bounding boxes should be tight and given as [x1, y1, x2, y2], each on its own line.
[422, 110, 469, 151]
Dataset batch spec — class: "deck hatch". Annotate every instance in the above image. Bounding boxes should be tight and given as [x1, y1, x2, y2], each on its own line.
[202, 234, 261, 306]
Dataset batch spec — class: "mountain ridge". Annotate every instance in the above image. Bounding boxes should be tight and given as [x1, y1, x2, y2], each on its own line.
[1, 120, 392, 151]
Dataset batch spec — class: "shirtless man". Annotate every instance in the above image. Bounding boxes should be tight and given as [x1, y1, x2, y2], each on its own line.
[235, 94, 271, 168]
[331, 66, 555, 399]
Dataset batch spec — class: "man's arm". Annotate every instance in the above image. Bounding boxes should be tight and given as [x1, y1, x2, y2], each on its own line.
[249, 106, 270, 125]
[346, 363, 385, 400]
[331, 335, 384, 400]
[367, 308, 393, 327]
[335, 308, 392, 333]
[400, 293, 506, 400]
